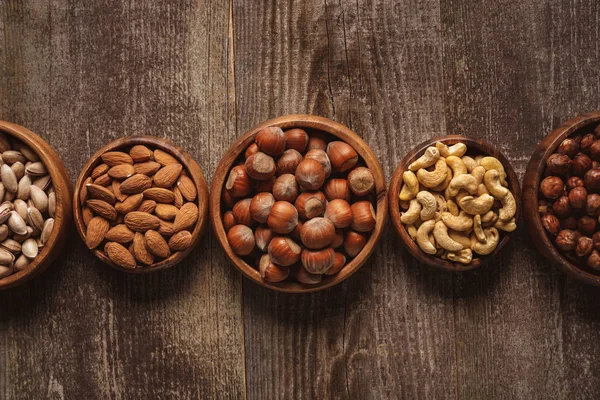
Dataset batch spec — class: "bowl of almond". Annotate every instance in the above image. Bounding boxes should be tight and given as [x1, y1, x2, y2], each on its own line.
[73, 136, 209, 272]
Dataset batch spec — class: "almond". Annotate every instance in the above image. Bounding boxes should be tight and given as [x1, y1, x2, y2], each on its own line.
[173, 187, 184, 208]
[133, 232, 154, 265]
[115, 193, 144, 214]
[85, 216, 109, 249]
[155, 204, 179, 220]
[112, 180, 127, 202]
[138, 199, 157, 214]
[104, 242, 136, 269]
[101, 151, 133, 167]
[173, 203, 199, 232]
[107, 163, 135, 180]
[130, 145, 153, 163]
[168, 231, 193, 251]
[158, 219, 176, 236]
[177, 175, 197, 202]
[154, 149, 179, 166]
[120, 174, 152, 194]
[86, 184, 116, 205]
[82, 206, 94, 226]
[91, 163, 109, 179]
[154, 163, 183, 188]
[105, 224, 134, 243]
[80, 177, 93, 205]
[143, 188, 175, 203]
[124, 211, 161, 232]
[93, 173, 112, 187]
[133, 161, 161, 176]
[144, 230, 171, 258]
[86, 199, 118, 221]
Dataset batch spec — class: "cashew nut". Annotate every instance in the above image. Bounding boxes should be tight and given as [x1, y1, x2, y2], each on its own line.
[436, 142, 467, 158]
[409, 147, 440, 171]
[431, 167, 453, 192]
[416, 159, 448, 188]
[481, 210, 498, 227]
[479, 156, 508, 185]
[447, 249, 473, 264]
[462, 156, 478, 172]
[447, 199, 459, 216]
[473, 214, 486, 242]
[448, 230, 472, 249]
[471, 166, 486, 185]
[416, 191, 437, 221]
[477, 184, 490, 196]
[433, 220, 464, 251]
[399, 171, 419, 201]
[474, 155, 484, 165]
[446, 174, 478, 197]
[400, 199, 422, 224]
[498, 191, 516, 221]
[471, 227, 499, 255]
[406, 224, 418, 240]
[455, 190, 469, 203]
[441, 211, 473, 231]
[494, 217, 517, 232]
[483, 169, 509, 199]
[445, 156, 467, 176]
[458, 194, 494, 215]
[416, 220, 437, 254]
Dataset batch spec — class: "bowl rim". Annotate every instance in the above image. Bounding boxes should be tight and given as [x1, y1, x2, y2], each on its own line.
[523, 111, 600, 286]
[73, 135, 209, 273]
[210, 114, 388, 293]
[0, 120, 73, 290]
[389, 134, 521, 271]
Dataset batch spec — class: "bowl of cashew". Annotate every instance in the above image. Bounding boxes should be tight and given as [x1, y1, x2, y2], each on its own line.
[389, 135, 521, 271]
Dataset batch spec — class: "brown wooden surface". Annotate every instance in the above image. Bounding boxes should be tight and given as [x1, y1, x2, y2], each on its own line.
[1, 0, 600, 399]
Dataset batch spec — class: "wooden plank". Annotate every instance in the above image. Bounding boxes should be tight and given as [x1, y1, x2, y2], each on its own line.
[0, 1, 245, 398]
[233, 0, 457, 398]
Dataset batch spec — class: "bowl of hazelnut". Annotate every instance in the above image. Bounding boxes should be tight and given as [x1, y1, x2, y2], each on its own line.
[210, 114, 387, 293]
[523, 111, 600, 286]
[389, 135, 521, 271]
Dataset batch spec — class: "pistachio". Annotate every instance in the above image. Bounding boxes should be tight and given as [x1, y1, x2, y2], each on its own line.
[11, 162, 25, 180]
[41, 218, 54, 244]
[27, 207, 44, 232]
[33, 175, 51, 191]
[8, 211, 27, 235]
[25, 162, 47, 176]
[29, 186, 48, 213]
[16, 175, 31, 200]
[1, 164, 17, 192]
[13, 199, 27, 220]
[19, 145, 39, 162]
[14, 254, 29, 270]
[21, 238, 39, 259]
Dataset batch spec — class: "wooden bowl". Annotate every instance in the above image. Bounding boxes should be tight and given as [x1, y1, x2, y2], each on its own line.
[210, 114, 388, 293]
[523, 111, 600, 286]
[0, 120, 73, 290]
[389, 135, 521, 271]
[73, 136, 209, 273]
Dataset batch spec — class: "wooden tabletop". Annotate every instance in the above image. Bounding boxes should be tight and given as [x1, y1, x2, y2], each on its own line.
[1, 1, 599, 399]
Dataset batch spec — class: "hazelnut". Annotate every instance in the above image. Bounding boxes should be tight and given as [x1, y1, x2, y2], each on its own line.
[323, 178, 352, 202]
[332, 229, 344, 248]
[325, 252, 347, 275]
[267, 201, 299, 234]
[295, 158, 326, 191]
[545, 153, 572, 175]
[576, 236, 594, 257]
[580, 133, 595, 153]
[226, 165, 253, 198]
[232, 198, 254, 227]
[568, 187, 587, 209]
[249, 192, 275, 223]
[584, 168, 600, 190]
[291, 220, 303, 242]
[223, 211, 236, 232]
[276, 149, 303, 175]
[300, 217, 336, 249]
[566, 176, 584, 191]
[587, 250, 600, 271]
[562, 216, 577, 230]
[327, 141, 359, 172]
[268, 236, 301, 266]
[557, 138, 579, 158]
[578, 216, 597, 236]
[259, 254, 289, 283]
[227, 225, 255, 255]
[344, 230, 367, 257]
[590, 141, 600, 161]
[301, 247, 335, 274]
[244, 143, 259, 159]
[245, 152, 276, 181]
[304, 149, 332, 178]
[295, 191, 327, 220]
[540, 176, 564, 199]
[307, 136, 327, 152]
[586, 194, 600, 215]
[284, 128, 309, 152]
[256, 126, 286, 156]
[592, 231, 600, 250]
[572, 153, 592, 176]
[350, 201, 376, 232]
[555, 229, 580, 252]
[255, 176, 276, 193]
[347, 167, 375, 196]
[222, 189, 236, 208]
[272, 174, 299, 202]
[324, 199, 353, 228]
[254, 225, 274, 252]
[552, 196, 571, 218]
[294, 266, 322, 284]
[541, 214, 560, 235]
